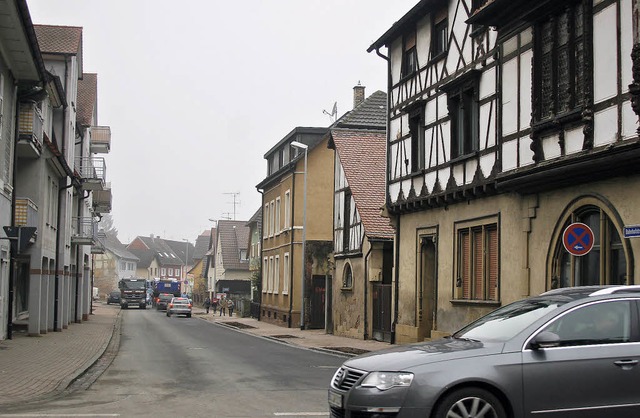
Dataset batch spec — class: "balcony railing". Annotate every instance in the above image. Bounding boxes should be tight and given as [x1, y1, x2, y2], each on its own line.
[71, 217, 97, 246]
[92, 230, 106, 254]
[17, 102, 44, 159]
[90, 126, 111, 154]
[76, 157, 106, 191]
[93, 183, 112, 214]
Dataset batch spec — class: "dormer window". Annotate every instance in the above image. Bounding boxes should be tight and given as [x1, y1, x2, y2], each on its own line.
[432, 7, 448, 60]
[401, 31, 418, 78]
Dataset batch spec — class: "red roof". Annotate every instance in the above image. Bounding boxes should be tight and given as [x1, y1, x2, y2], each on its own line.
[34, 25, 82, 55]
[331, 128, 394, 239]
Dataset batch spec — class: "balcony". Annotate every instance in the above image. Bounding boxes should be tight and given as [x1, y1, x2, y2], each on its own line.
[16, 102, 44, 159]
[92, 230, 106, 254]
[90, 126, 111, 154]
[77, 157, 106, 191]
[93, 183, 112, 214]
[71, 217, 97, 246]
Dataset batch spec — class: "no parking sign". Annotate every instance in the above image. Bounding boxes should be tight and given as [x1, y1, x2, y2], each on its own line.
[562, 223, 594, 256]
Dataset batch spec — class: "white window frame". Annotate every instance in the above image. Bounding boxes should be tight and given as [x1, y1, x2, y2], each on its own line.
[270, 200, 275, 237]
[275, 197, 281, 235]
[269, 256, 274, 293]
[274, 255, 280, 294]
[263, 257, 268, 293]
[160, 267, 166, 277]
[264, 204, 270, 238]
[284, 190, 291, 229]
[283, 252, 290, 294]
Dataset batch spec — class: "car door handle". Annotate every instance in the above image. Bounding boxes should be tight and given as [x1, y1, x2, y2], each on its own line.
[614, 359, 638, 370]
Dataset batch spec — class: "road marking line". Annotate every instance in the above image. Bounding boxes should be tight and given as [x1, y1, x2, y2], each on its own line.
[273, 413, 329, 416]
[1, 415, 120, 417]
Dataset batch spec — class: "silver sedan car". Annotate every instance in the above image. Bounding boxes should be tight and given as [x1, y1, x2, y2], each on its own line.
[328, 285, 640, 418]
[166, 297, 192, 318]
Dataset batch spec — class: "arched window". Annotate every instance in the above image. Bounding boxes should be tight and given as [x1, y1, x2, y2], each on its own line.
[343, 263, 353, 289]
[551, 204, 630, 289]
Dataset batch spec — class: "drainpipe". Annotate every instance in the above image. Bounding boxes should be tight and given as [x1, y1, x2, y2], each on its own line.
[392, 216, 400, 345]
[363, 243, 373, 340]
[54, 59, 71, 330]
[6, 86, 21, 339]
[288, 165, 297, 328]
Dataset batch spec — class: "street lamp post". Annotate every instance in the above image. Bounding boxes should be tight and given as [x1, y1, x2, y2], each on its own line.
[182, 238, 189, 296]
[290, 141, 308, 330]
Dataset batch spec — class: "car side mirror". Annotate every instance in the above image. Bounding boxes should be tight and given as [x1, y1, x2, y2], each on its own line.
[529, 331, 561, 350]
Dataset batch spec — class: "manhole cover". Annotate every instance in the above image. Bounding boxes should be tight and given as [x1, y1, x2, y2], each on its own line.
[271, 334, 299, 339]
[224, 321, 257, 329]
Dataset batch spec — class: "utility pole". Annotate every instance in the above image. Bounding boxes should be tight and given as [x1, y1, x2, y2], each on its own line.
[223, 192, 241, 220]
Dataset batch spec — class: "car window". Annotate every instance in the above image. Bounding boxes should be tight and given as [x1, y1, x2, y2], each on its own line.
[455, 297, 569, 342]
[541, 300, 632, 346]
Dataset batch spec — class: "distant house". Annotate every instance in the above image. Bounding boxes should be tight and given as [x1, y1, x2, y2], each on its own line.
[245, 208, 262, 303]
[212, 220, 250, 299]
[93, 236, 139, 298]
[203, 226, 218, 299]
[127, 235, 186, 284]
[256, 126, 333, 329]
[328, 87, 395, 343]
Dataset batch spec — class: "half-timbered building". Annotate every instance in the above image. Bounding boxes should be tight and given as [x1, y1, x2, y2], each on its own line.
[329, 88, 395, 342]
[368, 0, 640, 343]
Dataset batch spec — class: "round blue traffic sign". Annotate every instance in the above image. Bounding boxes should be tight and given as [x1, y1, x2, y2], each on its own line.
[562, 222, 594, 256]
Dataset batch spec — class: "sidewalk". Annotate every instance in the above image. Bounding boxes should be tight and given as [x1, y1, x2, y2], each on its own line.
[0, 302, 392, 408]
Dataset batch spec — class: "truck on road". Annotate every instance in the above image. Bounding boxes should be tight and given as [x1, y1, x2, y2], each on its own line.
[118, 277, 147, 309]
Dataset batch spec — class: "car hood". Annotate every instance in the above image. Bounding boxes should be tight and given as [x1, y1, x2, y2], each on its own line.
[343, 337, 504, 371]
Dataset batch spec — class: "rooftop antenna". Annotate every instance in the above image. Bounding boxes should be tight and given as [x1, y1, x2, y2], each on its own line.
[223, 192, 241, 220]
[220, 213, 232, 220]
[323, 101, 337, 123]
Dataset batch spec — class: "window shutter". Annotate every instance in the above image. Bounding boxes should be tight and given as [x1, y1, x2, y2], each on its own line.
[487, 226, 498, 301]
[461, 231, 470, 299]
[473, 229, 483, 300]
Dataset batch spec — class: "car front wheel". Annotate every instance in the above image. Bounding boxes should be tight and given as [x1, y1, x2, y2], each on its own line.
[433, 387, 506, 418]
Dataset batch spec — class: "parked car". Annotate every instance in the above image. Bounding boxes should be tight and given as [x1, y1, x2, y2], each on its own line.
[166, 297, 192, 318]
[156, 293, 173, 311]
[328, 285, 640, 418]
[106, 290, 121, 305]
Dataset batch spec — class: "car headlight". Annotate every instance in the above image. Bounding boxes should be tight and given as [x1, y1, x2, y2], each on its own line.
[360, 372, 414, 391]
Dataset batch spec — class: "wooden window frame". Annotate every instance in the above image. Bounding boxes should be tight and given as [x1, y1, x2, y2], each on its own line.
[443, 71, 481, 160]
[432, 7, 448, 60]
[409, 107, 425, 172]
[454, 221, 499, 302]
[401, 30, 418, 79]
[533, 1, 590, 127]
[551, 204, 630, 289]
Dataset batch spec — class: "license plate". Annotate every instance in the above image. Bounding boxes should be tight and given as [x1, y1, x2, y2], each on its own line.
[328, 390, 343, 408]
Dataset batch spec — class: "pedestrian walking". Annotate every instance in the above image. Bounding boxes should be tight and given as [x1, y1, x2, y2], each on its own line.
[203, 297, 211, 314]
[212, 297, 218, 314]
[227, 299, 235, 317]
[219, 297, 228, 316]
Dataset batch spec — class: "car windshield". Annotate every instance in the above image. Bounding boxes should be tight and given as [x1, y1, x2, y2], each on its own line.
[453, 296, 572, 342]
[160, 295, 173, 300]
[173, 298, 189, 303]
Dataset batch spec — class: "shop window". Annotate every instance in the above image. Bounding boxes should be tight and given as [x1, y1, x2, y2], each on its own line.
[455, 222, 498, 301]
[551, 205, 629, 288]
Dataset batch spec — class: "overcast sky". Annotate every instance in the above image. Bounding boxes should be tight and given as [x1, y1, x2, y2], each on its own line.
[27, 0, 417, 244]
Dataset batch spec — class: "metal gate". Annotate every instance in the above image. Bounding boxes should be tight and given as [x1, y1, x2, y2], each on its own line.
[372, 283, 392, 342]
[309, 275, 326, 329]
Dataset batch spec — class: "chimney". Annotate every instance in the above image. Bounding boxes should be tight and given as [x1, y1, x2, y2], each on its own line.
[353, 81, 365, 109]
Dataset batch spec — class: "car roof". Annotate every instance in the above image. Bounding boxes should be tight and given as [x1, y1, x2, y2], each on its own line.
[540, 285, 640, 299]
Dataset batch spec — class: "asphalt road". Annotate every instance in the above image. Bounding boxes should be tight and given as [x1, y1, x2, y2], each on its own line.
[5, 306, 344, 417]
